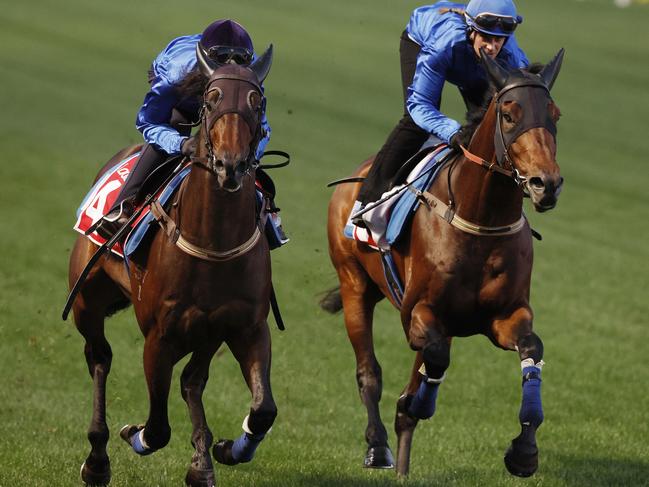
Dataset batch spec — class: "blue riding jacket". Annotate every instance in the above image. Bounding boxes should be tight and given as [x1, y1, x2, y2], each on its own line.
[406, 1, 529, 142]
[136, 34, 271, 159]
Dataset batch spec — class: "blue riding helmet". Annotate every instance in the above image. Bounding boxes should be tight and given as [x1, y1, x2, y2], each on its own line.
[465, 0, 523, 37]
[200, 19, 254, 65]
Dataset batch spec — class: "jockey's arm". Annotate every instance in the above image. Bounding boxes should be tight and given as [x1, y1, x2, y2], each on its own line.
[135, 76, 185, 155]
[407, 47, 462, 144]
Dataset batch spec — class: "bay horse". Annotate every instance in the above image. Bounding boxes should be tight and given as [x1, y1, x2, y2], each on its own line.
[322, 50, 564, 478]
[67, 46, 277, 487]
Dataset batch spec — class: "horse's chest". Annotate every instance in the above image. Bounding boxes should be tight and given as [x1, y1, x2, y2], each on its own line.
[421, 245, 527, 318]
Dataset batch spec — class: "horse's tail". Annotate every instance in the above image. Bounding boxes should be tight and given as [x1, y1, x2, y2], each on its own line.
[319, 286, 343, 314]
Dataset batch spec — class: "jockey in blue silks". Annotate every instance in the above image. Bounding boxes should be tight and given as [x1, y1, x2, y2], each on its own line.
[353, 0, 529, 226]
[97, 19, 271, 238]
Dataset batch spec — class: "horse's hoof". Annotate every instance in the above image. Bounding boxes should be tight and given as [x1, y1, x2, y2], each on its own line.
[504, 440, 538, 477]
[364, 446, 395, 469]
[213, 439, 237, 466]
[80, 461, 111, 486]
[185, 467, 216, 487]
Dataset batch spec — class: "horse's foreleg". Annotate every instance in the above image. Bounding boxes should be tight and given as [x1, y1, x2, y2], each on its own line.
[395, 303, 451, 476]
[342, 282, 394, 469]
[75, 309, 113, 486]
[213, 321, 276, 466]
[121, 333, 178, 455]
[181, 347, 219, 487]
[491, 308, 543, 477]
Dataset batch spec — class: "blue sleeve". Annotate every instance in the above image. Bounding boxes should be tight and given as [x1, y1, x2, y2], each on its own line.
[135, 75, 186, 155]
[407, 47, 462, 143]
[504, 35, 529, 69]
[254, 88, 271, 160]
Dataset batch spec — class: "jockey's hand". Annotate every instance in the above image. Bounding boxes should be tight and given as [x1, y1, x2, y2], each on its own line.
[449, 129, 464, 150]
[181, 136, 197, 157]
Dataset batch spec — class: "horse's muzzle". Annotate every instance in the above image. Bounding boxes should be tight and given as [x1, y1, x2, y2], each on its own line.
[213, 160, 244, 192]
[527, 174, 564, 212]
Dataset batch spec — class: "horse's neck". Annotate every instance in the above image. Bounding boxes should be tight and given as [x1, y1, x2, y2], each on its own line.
[452, 105, 523, 226]
[178, 169, 257, 248]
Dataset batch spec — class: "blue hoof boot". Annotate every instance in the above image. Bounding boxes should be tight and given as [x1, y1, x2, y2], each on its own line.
[364, 446, 395, 469]
[408, 380, 440, 419]
[120, 424, 155, 456]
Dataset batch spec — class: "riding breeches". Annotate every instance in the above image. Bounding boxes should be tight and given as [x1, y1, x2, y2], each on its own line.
[357, 31, 429, 205]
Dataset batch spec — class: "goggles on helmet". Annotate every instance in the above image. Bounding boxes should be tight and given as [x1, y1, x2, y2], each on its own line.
[206, 46, 253, 66]
[467, 12, 519, 35]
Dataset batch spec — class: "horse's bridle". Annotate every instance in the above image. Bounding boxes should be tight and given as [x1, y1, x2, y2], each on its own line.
[191, 69, 265, 178]
[460, 78, 557, 191]
[152, 67, 267, 262]
[421, 77, 558, 237]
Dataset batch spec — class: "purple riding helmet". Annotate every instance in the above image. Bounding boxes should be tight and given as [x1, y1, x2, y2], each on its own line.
[199, 19, 254, 66]
[464, 0, 523, 37]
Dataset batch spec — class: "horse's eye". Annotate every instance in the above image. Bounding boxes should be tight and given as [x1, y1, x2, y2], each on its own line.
[503, 113, 514, 124]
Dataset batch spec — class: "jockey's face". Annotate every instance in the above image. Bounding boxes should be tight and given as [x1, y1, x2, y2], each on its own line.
[470, 31, 506, 59]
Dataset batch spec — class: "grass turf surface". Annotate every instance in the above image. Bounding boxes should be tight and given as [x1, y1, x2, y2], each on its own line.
[1, 0, 648, 485]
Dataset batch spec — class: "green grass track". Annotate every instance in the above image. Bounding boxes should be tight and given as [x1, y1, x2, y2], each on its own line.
[1, 0, 648, 485]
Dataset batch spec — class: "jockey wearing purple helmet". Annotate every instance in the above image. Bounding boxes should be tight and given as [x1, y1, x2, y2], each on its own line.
[353, 0, 528, 227]
[96, 20, 271, 238]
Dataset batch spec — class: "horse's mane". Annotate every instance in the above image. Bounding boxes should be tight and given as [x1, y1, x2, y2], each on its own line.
[456, 62, 545, 146]
[176, 67, 209, 102]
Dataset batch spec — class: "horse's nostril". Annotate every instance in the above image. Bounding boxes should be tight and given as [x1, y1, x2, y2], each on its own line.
[529, 177, 544, 189]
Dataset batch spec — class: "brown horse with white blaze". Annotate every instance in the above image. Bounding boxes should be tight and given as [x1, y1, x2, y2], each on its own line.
[68, 46, 277, 487]
[323, 49, 564, 477]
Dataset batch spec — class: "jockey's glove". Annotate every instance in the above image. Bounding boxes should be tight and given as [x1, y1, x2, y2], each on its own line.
[181, 136, 197, 157]
[449, 129, 465, 150]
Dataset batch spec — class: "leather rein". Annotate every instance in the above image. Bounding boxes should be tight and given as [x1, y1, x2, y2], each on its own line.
[419, 80, 556, 237]
[153, 70, 265, 262]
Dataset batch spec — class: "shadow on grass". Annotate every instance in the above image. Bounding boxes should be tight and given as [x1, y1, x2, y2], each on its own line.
[545, 452, 649, 487]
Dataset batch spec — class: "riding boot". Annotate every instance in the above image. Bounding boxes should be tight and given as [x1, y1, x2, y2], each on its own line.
[92, 144, 166, 239]
[95, 198, 135, 240]
[265, 197, 288, 248]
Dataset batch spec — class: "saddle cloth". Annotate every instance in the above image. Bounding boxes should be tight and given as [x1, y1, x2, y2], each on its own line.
[73, 152, 190, 258]
[344, 145, 452, 250]
[74, 153, 287, 260]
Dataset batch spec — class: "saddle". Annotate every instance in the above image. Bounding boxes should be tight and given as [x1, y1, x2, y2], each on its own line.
[345, 143, 453, 251]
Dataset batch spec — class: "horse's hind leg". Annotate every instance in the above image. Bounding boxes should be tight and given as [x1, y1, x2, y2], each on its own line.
[181, 347, 220, 487]
[340, 274, 394, 469]
[74, 306, 113, 486]
[491, 308, 544, 477]
[70, 239, 132, 485]
[213, 321, 277, 466]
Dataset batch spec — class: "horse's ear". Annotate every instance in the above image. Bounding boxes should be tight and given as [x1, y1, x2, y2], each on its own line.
[538, 48, 565, 91]
[481, 48, 508, 90]
[250, 44, 273, 83]
[195, 43, 218, 78]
